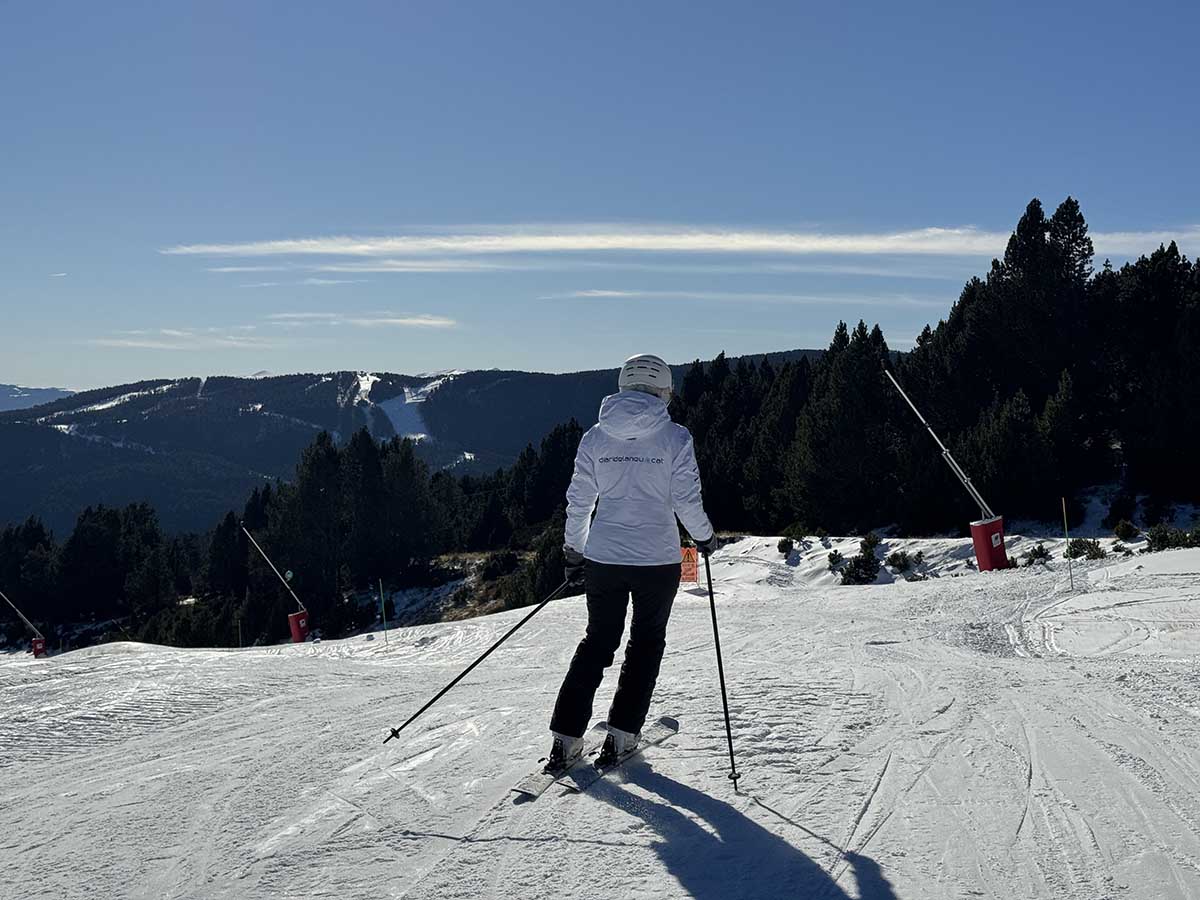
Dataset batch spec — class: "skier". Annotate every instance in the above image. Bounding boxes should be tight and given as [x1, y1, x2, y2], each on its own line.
[546, 353, 716, 772]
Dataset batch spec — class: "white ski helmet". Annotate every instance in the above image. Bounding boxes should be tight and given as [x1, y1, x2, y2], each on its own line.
[618, 353, 672, 399]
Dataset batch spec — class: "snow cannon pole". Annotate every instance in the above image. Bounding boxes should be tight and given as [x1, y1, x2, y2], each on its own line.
[703, 555, 742, 792]
[1062, 497, 1075, 591]
[379, 578, 388, 644]
[0, 589, 44, 641]
[383, 580, 570, 745]
[241, 524, 307, 613]
[882, 368, 995, 520]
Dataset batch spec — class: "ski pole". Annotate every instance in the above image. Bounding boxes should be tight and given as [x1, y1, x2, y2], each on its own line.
[383, 579, 571, 744]
[704, 554, 742, 791]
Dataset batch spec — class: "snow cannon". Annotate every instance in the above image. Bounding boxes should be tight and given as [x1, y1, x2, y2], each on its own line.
[240, 524, 315, 643]
[2, 588, 48, 658]
[287, 610, 311, 643]
[883, 369, 1009, 572]
[970, 516, 1009, 572]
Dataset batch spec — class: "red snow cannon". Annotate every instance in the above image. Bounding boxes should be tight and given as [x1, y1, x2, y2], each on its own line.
[288, 610, 311, 643]
[970, 516, 1009, 572]
[884, 369, 1009, 573]
[31, 637, 47, 658]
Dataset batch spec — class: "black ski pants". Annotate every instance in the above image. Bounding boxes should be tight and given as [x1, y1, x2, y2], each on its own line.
[550, 560, 681, 738]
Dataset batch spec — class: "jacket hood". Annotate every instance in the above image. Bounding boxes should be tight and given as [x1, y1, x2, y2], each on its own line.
[597, 390, 671, 440]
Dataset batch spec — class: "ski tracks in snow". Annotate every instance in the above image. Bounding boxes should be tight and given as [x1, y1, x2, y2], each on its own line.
[5, 543, 1200, 898]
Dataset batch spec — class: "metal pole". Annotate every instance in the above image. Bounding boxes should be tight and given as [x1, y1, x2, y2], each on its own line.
[379, 578, 388, 644]
[0, 589, 44, 640]
[1062, 497, 1075, 592]
[383, 580, 569, 744]
[241, 524, 307, 613]
[883, 368, 996, 520]
[703, 556, 742, 791]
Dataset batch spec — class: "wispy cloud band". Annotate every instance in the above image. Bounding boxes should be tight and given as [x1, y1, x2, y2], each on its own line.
[266, 312, 456, 328]
[86, 312, 457, 351]
[546, 288, 947, 308]
[86, 328, 279, 351]
[162, 224, 1200, 260]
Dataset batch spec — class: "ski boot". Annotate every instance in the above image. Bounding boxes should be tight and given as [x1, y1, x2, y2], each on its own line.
[595, 724, 640, 768]
[543, 732, 584, 774]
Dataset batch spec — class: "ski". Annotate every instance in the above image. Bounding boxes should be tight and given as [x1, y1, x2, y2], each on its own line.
[560, 715, 679, 794]
[511, 722, 608, 799]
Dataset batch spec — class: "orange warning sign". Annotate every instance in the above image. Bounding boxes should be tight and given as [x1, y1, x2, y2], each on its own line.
[680, 547, 699, 583]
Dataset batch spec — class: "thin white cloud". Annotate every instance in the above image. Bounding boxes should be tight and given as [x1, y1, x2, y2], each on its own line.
[162, 227, 1006, 258]
[311, 259, 531, 273]
[87, 332, 284, 351]
[546, 289, 948, 308]
[161, 224, 1200, 260]
[87, 324, 281, 352]
[1090, 229, 1200, 257]
[298, 277, 368, 285]
[240, 281, 283, 288]
[266, 311, 456, 329]
[266, 312, 340, 321]
[207, 265, 291, 273]
[343, 314, 456, 328]
[49, 272, 68, 277]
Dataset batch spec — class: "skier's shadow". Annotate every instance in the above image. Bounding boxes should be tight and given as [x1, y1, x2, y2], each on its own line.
[586, 763, 899, 900]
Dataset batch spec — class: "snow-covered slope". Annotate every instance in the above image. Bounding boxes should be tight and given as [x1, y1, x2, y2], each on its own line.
[4, 539, 1200, 898]
[0, 383, 74, 412]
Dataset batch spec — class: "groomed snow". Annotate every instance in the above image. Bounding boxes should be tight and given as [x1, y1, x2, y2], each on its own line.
[375, 372, 463, 440]
[4, 538, 1200, 898]
[40, 383, 178, 420]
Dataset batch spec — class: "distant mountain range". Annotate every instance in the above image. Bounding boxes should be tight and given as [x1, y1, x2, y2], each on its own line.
[0, 350, 817, 534]
[0, 384, 75, 412]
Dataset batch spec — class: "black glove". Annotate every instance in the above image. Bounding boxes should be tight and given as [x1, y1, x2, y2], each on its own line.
[564, 547, 586, 586]
[696, 535, 718, 558]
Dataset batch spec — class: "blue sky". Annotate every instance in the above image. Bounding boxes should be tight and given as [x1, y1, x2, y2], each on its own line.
[3, 1, 1197, 389]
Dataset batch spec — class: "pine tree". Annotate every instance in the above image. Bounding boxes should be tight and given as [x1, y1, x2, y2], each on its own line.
[341, 428, 387, 586]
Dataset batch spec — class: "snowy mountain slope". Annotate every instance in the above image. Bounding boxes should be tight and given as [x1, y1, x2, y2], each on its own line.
[3, 538, 1200, 898]
[0, 371, 466, 532]
[0, 383, 74, 412]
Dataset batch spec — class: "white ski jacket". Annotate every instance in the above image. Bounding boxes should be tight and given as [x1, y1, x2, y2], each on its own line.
[565, 391, 714, 567]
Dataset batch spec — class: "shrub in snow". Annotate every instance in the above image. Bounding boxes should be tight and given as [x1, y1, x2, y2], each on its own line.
[885, 550, 912, 572]
[782, 523, 808, 542]
[1023, 543, 1052, 566]
[827, 549, 844, 571]
[841, 533, 882, 585]
[1145, 524, 1200, 553]
[913, 550, 925, 566]
[777, 537, 794, 556]
[1065, 537, 1106, 560]
[1113, 519, 1140, 542]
